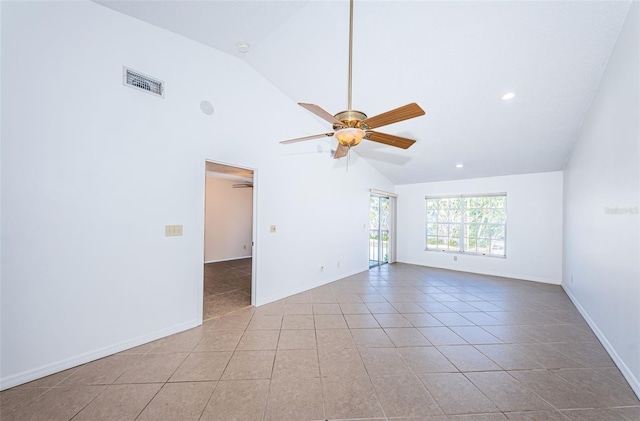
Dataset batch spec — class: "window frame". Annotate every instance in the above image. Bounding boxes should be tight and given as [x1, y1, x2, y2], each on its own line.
[425, 193, 507, 258]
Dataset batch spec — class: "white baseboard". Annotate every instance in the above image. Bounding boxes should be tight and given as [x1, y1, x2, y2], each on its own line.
[562, 284, 640, 399]
[204, 256, 251, 264]
[0, 319, 200, 391]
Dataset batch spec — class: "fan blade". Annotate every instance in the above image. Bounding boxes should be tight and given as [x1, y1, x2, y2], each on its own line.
[365, 131, 416, 149]
[299, 103, 343, 126]
[333, 144, 349, 159]
[279, 132, 334, 144]
[360, 103, 425, 129]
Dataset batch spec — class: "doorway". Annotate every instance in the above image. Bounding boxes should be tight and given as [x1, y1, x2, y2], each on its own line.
[369, 194, 390, 268]
[203, 161, 256, 320]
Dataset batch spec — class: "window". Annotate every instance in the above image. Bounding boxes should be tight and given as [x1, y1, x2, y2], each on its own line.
[426, 194, 507, 257]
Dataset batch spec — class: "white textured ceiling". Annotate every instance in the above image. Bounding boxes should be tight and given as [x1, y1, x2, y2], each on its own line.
[95, 0, 632, 184]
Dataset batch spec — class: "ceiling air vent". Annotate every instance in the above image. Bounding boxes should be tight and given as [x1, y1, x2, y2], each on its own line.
[123, 67, 164, 98]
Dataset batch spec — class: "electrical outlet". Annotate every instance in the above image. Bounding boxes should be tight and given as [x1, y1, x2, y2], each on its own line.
[571, 275, 574, 284]
[320, 266, 324, 271]
[453, 256, 458, 262]
[243, 245, 247, 250]
[270, 225, 277, 233]
[337, 261, 341, 268]
[165, 225, 183, 237]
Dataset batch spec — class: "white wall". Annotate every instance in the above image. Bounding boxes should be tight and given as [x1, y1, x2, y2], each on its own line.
[204, 177, 252, 263]
[0, 1, 394, 389]
[563, 1, 639, 397]
[396, 172, 563, 284]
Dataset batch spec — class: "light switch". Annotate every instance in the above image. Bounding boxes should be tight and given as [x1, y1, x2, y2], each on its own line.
[270, 225, 277, 233]
[165, 225, 183, 237]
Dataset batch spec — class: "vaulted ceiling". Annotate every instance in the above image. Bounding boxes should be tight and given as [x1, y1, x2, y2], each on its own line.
[95, 0, 632, 184]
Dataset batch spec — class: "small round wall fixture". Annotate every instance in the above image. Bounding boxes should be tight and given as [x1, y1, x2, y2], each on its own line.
[200, 100, 214, 116]
[236, 42, 250, 53]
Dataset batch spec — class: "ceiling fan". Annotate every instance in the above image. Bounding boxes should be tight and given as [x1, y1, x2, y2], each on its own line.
[279, 0, 426, 159]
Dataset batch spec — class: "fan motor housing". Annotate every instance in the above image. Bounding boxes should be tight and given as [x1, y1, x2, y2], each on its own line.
[333, 110, 367, 130]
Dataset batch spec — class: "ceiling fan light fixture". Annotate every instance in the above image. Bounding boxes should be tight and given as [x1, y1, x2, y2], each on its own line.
[335, 127, 365, 147]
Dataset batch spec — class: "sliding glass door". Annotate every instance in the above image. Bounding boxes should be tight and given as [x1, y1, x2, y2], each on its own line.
[369, 195, 390, 268]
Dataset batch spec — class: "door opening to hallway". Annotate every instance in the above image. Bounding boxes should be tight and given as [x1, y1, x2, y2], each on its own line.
[203, 161, 255, 320]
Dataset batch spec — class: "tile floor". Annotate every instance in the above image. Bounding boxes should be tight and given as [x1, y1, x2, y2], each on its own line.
[2, 263, 639, 420]
[203, 258, 252, 320]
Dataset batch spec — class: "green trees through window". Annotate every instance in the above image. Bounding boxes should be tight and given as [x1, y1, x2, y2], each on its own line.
[426, 194, 506, 257]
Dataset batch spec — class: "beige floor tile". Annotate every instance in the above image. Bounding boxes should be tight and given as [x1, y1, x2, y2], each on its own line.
[14, 367, 79, 389]
[319, 348, 368, 378]
[284, 302, 313, 314]
[221, 350, 275, 380]
[509, 370, 606, 409]
[448, 414, 508, 420]
[418, 327, 467, 345]
[419, 372, 499, 415]
[399, 346, 458, 373]
[351, 328, 394, 348]
[432, 313, 476, 326]
[193, 330, 243, 352]
[137, 382, 216, 421]
[360, 348, 413, 376]
[450, 326, 502, 344]
[311, 292, 338, 304]
[345, 314, 381, 328]
[561, 408, 631, 420]
[391, 302, 427, 314]
[546, 342, 616, 368]
[147, 329, 203, 353]
[114, 352, 188, 383]
[404, 313, 445, 327]
[366, 302, 400, 313]
[474, 344, 544, 370]
[3, 386, 106, 421]
[213, 312, 252, 330]
[465, 371, 553, 412]
[370, 374, 442, 417]
[247, 314, 283, 330]
[322, 376, 384, 420]
[312, 303, 342, 314]
[72, 383, 160, 421]
[236, 329, 280, 350]
[340, 303, 371, 314]
[359, 293, 387, 303]
[437, 345, 501, 372]
[336, 293, 364, 303]
[316, 328, 356, 350]
[554, 368, 640, 407]
[314, 314, 348, 329]
[277, 329, 316, 350]
[201, 379, 270, 421]
[286, 292, 312, 303]
[0, 387, 49, 418]
[59, 354, 141, 386]
[504, 410, 569, 420]
[281, 314, 315, 329]
[264, 377, 324, 421]
[272, 349, 319, 378]
[480, 325, 539, 343]
[385, 327, 432, 347]
[510, 344, 584, 369]
[374, 313, 413, 328]
[614, 406, 640, 420]
[169, 351, 232, 382]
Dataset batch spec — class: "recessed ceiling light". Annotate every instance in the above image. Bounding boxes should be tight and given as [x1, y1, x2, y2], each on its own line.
[456, 163, 464, 168]
[502, 92, 516, 100]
